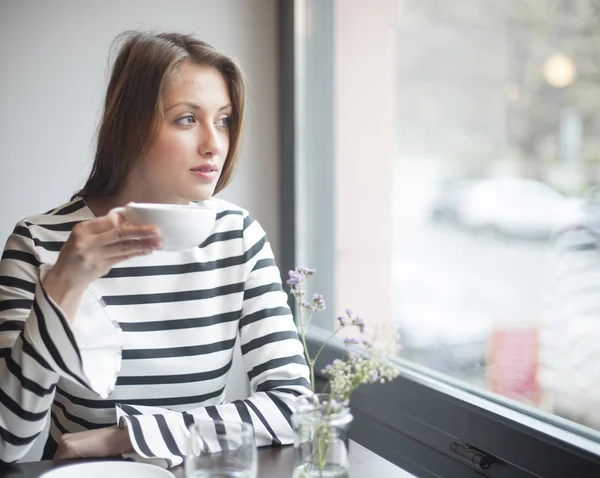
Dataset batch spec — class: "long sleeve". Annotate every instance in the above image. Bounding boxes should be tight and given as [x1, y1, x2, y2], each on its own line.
[539, 205, 600, 425]
[0, 221, 122, 463]
[116, 214, 311, 468]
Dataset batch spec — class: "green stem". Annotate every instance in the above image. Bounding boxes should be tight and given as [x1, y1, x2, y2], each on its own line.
[317, 431, 324, 471]
[297, 326, 314, 393]
[318, 420, 331, 473]
[297, 300, 322, 392]
[312, 327, 341, 366]
[305, 421, 330, 475]
[303, 308, 316, 336]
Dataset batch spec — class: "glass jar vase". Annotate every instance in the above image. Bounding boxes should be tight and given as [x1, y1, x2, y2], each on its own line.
[291, 394, 353, 478]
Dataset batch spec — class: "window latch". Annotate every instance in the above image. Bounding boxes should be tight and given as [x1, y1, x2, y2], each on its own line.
[450, 441, 496, 470]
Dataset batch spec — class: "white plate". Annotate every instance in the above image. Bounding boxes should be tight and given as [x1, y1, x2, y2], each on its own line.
[39, 461, 175, 478]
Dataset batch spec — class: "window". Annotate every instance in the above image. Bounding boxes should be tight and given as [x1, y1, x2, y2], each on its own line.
[279, 0, 600, 476]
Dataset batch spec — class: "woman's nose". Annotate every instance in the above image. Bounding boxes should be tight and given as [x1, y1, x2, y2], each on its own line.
[198, 124, 223, 157]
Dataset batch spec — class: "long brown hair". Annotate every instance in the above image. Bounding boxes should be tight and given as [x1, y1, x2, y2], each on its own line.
[76, 31, 245, 198]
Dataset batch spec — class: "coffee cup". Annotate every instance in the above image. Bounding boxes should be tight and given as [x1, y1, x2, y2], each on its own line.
[110, 202, 217, 251]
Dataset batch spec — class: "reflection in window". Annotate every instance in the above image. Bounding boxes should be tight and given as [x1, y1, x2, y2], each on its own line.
[299, 0, 600, 436]
[394, 0, 600, 431]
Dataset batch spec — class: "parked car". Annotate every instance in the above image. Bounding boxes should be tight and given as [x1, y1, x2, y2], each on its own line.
[430, 179, 475, 224]
[454, 177, 568, 241]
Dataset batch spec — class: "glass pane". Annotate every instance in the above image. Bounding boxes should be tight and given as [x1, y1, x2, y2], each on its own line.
[296, 0, 600, 436]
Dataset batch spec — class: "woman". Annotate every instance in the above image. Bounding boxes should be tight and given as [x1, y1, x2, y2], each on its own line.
[0, 31, 310, 467]
[539, 198, 600, 430]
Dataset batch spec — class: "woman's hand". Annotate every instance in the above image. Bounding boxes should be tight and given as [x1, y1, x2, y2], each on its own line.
[51, 210, 162, 283]
[53, 426, 133, 460]
[43, 210, 162, 320]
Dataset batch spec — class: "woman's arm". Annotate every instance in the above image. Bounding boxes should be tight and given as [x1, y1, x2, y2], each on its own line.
[0, 222, 71, 463]
[541, 210, 600, 424]
[0, 213, 156, 464]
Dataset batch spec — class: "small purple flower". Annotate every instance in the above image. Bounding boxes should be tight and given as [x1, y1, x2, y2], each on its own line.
[287, 270, 304, 285]
[337, 315, 349, 327]
[301, 300, 314, 311]
[345, 308, 353, 317]
[353, 315, 366, 334]
[362, 339, 372, 348]
[297, 267, 316, 277]
[344, 337, 359, 346]
[312, 293, 326, 311]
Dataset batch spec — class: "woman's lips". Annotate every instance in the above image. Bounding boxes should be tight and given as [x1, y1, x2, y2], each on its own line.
[190, 168, 218, 181]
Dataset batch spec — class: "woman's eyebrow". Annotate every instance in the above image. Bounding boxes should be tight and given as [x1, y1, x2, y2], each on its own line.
[165, 102, 232, 112]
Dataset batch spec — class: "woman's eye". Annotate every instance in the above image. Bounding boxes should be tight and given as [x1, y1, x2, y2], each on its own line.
[176, 115, 196, 125]
[216, 116, 232, 128]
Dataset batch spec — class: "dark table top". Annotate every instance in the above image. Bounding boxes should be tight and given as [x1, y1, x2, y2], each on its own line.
[0, 441, 416, 478]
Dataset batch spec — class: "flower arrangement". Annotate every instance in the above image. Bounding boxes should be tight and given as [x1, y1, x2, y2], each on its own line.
[287, 267, 399, 478]
[287, 266, 399, 399]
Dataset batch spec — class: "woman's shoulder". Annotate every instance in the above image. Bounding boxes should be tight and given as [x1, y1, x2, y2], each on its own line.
[18, 197, 93, 231]
[209, 197, 248, 216]
[4, 198, 92, 261]
[210, 197, 264, 234]
[209, 197, 252, 226]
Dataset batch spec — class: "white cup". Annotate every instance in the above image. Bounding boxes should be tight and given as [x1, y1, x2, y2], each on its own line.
[110, 202, 217, 251]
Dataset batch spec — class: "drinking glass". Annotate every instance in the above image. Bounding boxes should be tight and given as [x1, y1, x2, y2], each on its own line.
[185, 420, 257, 478]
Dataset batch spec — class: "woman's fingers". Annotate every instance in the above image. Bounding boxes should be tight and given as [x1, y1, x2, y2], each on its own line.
[76, 210, 126, 234]
[102, 237, 162, 259]
[66, 225, 161, 262]
[97, 223, 161, 247]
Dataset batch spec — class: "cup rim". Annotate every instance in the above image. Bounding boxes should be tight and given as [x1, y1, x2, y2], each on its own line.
[127, 201, 216, 211]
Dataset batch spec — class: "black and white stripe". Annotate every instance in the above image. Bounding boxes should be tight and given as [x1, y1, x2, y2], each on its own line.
[540, 202, 600, 426]
[0, 197, 310, 466]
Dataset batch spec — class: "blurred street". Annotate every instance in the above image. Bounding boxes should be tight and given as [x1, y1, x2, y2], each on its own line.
[392, 162, 554, 388]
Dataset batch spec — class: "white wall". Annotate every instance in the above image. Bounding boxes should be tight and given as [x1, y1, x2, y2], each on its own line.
[0, 0, 280, 257]
[0, 0, 276, 462]
[334, 0, 396, 346]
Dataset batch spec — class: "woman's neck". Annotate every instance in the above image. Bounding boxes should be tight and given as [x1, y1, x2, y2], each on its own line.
[83, 195, 125, 218]
[82, 171, 191, 217]
[83, 191, 191, 218]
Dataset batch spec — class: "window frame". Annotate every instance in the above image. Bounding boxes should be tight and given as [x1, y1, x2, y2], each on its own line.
[306, 328, 600, 478]
[277, 1, 600, 477]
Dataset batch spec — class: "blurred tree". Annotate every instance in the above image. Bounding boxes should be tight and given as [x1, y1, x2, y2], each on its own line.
[396, 0, 600, 186]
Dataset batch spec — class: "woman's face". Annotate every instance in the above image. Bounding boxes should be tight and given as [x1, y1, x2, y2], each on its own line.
[131, 62, 232, 204]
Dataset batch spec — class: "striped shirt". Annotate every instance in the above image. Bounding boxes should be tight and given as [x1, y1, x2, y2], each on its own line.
[540, 200, 600, 428]
[0, 197, 310, 467]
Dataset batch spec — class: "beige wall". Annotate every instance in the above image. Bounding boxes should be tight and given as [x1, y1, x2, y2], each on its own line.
[334, 0, 396, 343]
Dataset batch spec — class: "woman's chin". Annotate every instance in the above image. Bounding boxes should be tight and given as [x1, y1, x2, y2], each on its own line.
[189, 188, 217, 202]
